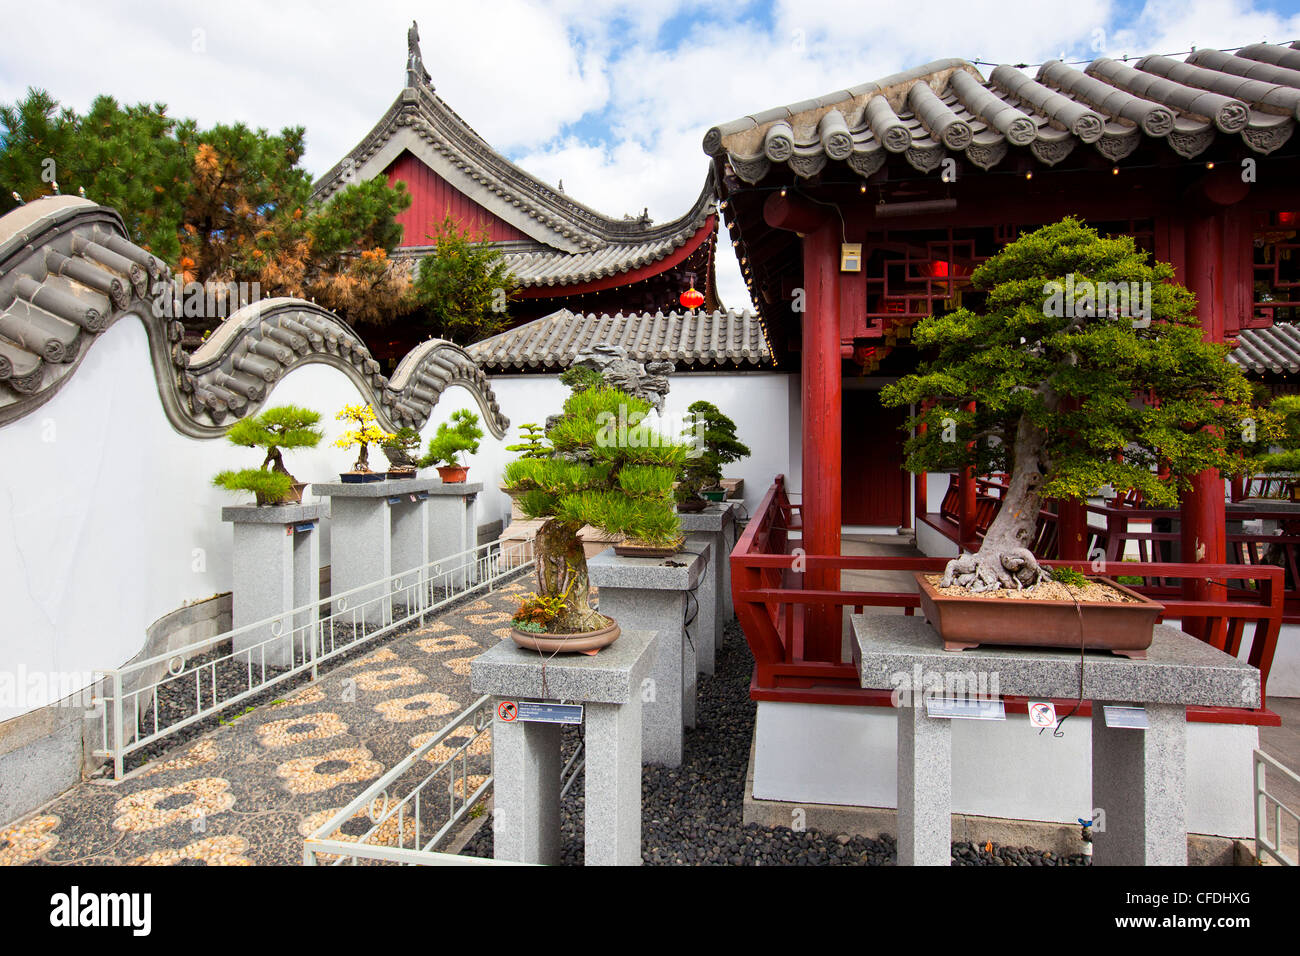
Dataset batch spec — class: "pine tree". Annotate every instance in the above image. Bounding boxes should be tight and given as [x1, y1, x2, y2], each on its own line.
[410, 213, 516, 343]
[881, 217, 1272, 592]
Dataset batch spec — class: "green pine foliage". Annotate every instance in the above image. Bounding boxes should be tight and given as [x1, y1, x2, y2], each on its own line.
[677, 400, 750, 503]
[504, 423, 550, 459]
[503, 385, 689, 546]
[410, 214, 516, 343]
[419, 409, 484, 468]
[212, 404, 323, 505]
[881, 217, 1273, 508]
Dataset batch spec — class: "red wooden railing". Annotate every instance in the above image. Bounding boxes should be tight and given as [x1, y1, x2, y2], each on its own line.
[731, 475, 1284, 726]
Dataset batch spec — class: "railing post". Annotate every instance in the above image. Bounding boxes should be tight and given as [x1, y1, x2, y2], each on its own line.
[112, 671, 124, 781]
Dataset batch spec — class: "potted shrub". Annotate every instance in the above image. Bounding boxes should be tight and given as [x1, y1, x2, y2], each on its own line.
[419, 408, 483, 483]
[380, 427, 422, 479]
[503, 380, 688, 651]
[212, 405, 323, 506]
[677, 400, 750, 510]
[334, 403, 393, 482]
[881, 217, 1269, 657]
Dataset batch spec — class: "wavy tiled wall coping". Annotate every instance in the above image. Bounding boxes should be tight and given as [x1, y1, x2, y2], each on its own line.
[0, 197, 508, 439]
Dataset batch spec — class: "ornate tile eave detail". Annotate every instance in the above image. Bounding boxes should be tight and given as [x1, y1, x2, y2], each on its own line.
[0, 199, 509, 440]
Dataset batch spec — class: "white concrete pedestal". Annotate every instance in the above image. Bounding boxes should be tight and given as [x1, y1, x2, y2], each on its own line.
[426, 481, 482, 588]
[471, 628, 656, 865]
[588, 547, 708, 767]
[221, 503, 323, 667]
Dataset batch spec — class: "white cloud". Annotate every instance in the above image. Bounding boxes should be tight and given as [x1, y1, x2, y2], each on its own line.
[3, 0, 1299, 309]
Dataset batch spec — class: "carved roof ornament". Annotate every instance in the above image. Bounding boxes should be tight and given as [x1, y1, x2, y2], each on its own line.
[407, 20, 433, 90]
[0, 197, 510, 439]
[704, 42, 1300, 179]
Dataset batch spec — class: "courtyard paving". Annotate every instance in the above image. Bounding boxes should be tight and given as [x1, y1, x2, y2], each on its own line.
[0, 580, 529, 866]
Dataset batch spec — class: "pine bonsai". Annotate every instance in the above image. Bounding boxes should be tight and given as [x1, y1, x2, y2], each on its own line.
[380, 426, 422, 473]
[504, 382, 689, 633]
[212, 404, 323, 506]
[677, 400, 750, 505]
[881, 217, 1268, 592]
[505, 422, 550, 459]
[419, 409, 484, 468]
[334, 403, 393, 474]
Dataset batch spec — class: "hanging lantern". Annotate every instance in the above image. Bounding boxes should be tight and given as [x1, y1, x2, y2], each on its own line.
[680, 286, 705, 310]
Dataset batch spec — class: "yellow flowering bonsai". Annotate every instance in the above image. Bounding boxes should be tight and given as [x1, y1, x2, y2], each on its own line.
[334, 403, 394, 474]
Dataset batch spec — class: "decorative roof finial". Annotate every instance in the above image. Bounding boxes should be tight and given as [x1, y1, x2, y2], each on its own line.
[407, 20, 433, 89]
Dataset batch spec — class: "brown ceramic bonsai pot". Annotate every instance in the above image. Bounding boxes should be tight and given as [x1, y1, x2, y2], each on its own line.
[437, 465, 469, 483]
[677, 498, 708, 514]
[509, 618, 620, 653]
[613, 537, 683, 558]
[386, 467, 417, 480]
[913, 572, 1162, 659]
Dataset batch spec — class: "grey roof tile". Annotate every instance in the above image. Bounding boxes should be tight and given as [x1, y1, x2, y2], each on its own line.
[467, 309, 772, 371]
[704, 43, 1300, 180]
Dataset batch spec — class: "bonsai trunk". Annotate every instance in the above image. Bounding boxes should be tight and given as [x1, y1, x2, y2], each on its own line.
[534, 517, 606, 632]
[940, 414, 1049, 592]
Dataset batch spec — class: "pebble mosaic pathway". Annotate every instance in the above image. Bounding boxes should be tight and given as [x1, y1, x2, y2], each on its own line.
[0, 579, 531, 867]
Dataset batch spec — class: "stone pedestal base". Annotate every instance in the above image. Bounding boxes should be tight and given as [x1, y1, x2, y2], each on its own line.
[222, 504, 323, 667]
[472, 628, 656, 866]
[588, 547, 708, 767]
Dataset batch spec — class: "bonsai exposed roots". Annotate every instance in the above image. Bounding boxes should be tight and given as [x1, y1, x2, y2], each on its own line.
[940, 547, 1046, 593]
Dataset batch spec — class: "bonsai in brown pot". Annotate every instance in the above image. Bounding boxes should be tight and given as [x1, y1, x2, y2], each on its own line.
[419, 408, 483, 483]
[881, 217, 1271, 656]
[212, 404, 323, 505]
[380, 427, 422, 479]
[502, 379, 688, 651]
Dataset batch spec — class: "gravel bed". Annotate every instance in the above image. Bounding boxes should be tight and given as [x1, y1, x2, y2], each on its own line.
[463, 619, 1091, 866]
[117, 572, 530, 773]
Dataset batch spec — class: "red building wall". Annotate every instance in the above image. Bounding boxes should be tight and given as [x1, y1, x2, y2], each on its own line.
[385, 152, 530, 247]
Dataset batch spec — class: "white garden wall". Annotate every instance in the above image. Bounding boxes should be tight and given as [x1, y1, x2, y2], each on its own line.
[0, 317, 501, 723]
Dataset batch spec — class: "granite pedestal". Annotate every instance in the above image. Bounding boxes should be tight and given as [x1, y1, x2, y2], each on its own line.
[851, 615, 1260, 866]
[471, 629, 656, 865]
[587, 547, 708, 767]
[426, 481, 481, 587]
[221, 503, 323, 667]
[676, 503, 737, 675]
[313, 479, 440, 624]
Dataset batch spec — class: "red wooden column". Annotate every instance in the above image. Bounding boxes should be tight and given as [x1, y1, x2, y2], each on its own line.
[1177, 195, 1243, 637]
[764, 192, 842, 661]
[1058, 500, 1088, 561]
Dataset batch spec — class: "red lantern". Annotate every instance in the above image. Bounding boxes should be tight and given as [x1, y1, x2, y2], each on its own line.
[679, 286, 705, 310]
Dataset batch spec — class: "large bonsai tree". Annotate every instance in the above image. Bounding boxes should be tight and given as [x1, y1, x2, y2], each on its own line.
[213, 404, 323, 505]
[503, 382, 687, 633]
[881, 217, 1267, 592]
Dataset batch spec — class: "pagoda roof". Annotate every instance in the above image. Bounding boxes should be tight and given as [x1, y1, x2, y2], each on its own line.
[313, 30, 716, 290]
[704, 43, 1300, 181]
[467, 308, 772, 371]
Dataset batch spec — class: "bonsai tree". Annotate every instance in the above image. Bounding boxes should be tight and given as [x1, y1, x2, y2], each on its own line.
[213, 405, 323, 505]
[505, 422, 550, 459]
[677, 400, 750, 505]
[1257, 394, 1300, 482]
[419, 409, 484, 469]
[504, 382, 688, 633]
[380, 426, 422, 472]
[881, 217, 1269, 592]
[333, 403, 393, 474]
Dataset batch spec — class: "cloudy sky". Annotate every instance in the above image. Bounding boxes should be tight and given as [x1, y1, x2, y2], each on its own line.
[4, 0, 1300, 307]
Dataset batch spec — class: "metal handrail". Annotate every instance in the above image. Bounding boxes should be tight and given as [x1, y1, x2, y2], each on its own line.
[1254, 749, 1300, 866]
[92, 538, 533, 778]
[303, 695, 499, 866]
